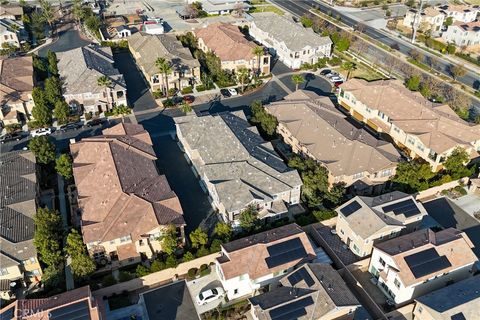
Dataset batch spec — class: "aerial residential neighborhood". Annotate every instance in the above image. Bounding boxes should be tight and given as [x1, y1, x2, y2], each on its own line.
[0, 0, 479, 320]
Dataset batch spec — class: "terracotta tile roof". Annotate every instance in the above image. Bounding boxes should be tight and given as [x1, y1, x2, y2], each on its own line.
[218, 224, 315, 280]
[0, 286, 101, 320]
[0, 56, 34, 104]
[71, 123, 185, 244]
[194, 23, 258, 62]
[340, 79, 480, 155]
[374, 228, 478, 287]
[0, 5, 23, 17]
[423, 7, 442, 17]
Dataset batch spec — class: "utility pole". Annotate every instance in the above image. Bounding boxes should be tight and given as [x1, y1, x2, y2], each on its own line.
[411, 0, 424, 43]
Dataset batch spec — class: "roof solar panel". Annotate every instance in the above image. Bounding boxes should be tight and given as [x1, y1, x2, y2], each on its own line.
[266, 238, 307, 269]
[451, 313, 467, 320]
[410, 256, 452, 278]
[382, 199, 421, 218]
[340, 200, 362, 217]
[49, 300, 91, 320]
[269, 296, 314, 320]
[404, 248, 439, 267]
[287, 267, 315, 287]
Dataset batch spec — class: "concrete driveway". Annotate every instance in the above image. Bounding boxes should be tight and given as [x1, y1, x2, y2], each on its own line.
[186, 271, 225, 315]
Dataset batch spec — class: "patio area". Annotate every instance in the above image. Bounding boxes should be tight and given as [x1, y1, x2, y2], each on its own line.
[314, 225, 362, 266]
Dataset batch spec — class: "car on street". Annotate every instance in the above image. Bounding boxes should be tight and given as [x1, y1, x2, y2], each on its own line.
[320, 69, 332, 76]
[31, 128, 52, 137]
[196, 287, 225, 305]
[228, 88, 238, 96]
[85, 118, 107, 127]
[330, 76, 344, 83]
[183, 95, 195, 104]
[326, 72, 338, 78]
[220, 89, 231, 98]
[59, 122, 82, 132]
[0, 132, 23, 143]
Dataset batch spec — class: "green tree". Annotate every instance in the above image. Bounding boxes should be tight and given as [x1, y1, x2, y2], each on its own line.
[189, 227, 208, 249]
[54, 100, 69, 125]
[56, 154, 73, 180]
[40, 0, 55, 34]
[97, 75, 112, 109]
[65, 229, 96, 278]
[85, 15, 101, 34]
[237, 67, 250, 93]
[444, 17, 453, 27]
[239, 205, 258, 231]
[291, 74, 305, 91]
[29, 136, 56, 164]
[136, 265, 151, 277]
[150, 259, 167, 272]
[42, 265, 64, 288]
[446, 43, 456, 54]
[443, 147, 472, 179]
[405, 75, 421, 91]
[252, 45, 264, 75]
[33, 208, 64, 266]
[393, 161, 436, 192]
[180, 101, 192, 114]
[250, 100, 278, 136]
[182, 251, 195, 262]
[341, 62, 356, 80]
[155, 57, 173, 98]
[449, 64, 467, 81]
[32, 87, 52, 126]
[159, 225, 178, 255]
[214, 222, 232, 241]
[165, 255, 178, 268]
[300, 15, 313, 28]
[210, 239, 222, 253]
[72, 0, 85, 23]
[32, 54, 48, 80]
[47, 50, 58, 75]
[44, 76, 62, 104]
[313, 209, 337, 221]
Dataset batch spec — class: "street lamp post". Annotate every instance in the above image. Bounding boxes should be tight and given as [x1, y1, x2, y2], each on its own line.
[411, 0, 425, 43]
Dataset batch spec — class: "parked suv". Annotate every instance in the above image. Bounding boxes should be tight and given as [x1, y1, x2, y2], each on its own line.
[31, 128, 52, 137]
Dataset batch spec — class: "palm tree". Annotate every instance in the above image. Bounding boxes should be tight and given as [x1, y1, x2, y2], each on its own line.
[180, 102, 192, 114]
[341, 62, 357, 80]
[72, 0, 84, 24]
[155, 57, 173, 99]
[237, 67, 249, 93]
[97, 76, 112, 111]
[252, 46, 264, 76]
[40, 0, 56, 35]
[291, 74, 305, 91]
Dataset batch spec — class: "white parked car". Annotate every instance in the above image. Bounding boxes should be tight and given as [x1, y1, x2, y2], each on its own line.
[228, 88, 238, 96]
[196, 287, 224, 305]
[31, 128, 52, 137]
[330, 76, 344, 83]
[326, 72, 338, 78]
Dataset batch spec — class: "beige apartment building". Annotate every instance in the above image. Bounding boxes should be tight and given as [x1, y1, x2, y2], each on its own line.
[71, 123, 185, 267]
[194, 22, 270, 75]
[129, 32, 201, 93]
[338, 79, 480, 172]
[335, 192, 427, 257]
[0, 56, 36, 125]
[267, 90, 401, 194]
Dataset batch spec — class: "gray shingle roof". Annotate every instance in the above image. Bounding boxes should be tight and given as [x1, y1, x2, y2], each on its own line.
[251, 13, 332, 51]
[0, 151, 38, 267]
[175, 112, 302, 213]
[249, 263, 359, 320]
[57, 45, 126, 95]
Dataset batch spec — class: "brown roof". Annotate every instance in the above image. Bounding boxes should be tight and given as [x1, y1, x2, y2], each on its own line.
[0, 286, 101, 320]
[374, 228, 478, 287]
[267, 90, 400, 178]
[117, 242, 139, 261]
[453, 20, 480, 31]
[340, 79, 480, 155]
[0, 5, 23, 18]
[423, 7, 442, 17]
[194, 22, 259, 62]
[218, 224, 316, 280]
[71, 123, 185, 244]
[0, 56, 34, 104]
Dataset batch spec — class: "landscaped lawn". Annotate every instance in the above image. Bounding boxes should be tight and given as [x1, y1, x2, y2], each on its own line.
[464, 0, 480, 5]
[249, 5, 284, 15]
[339, 65, 386, 82]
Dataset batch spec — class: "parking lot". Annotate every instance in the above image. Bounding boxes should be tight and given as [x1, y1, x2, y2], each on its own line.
[186, 271, 225, 315]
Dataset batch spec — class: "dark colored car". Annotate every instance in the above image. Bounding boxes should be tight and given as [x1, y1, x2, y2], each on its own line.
[172, 96, 183, 104]
[0, 132, 23, 144]
[59, 122, 82, 132]
[183, 95, 195, 104]
[333, 80, 344, 87]
[220, 89, 231, 98]
[320, 69, 332, 76]
[85, 118, 107, 127]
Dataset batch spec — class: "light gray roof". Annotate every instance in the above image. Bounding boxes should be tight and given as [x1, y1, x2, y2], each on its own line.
[251, 13, 332, 51]
[201, 0, 250, 13]
[57, 45, 126, 96]
[175, 112, 302, 213]
[336, 191, 428, 239]
[128, 32, 200, 77]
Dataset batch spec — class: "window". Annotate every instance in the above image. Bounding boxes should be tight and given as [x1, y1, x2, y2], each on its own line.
[353, 172, 364, 180]
[379, 257, 386, 267]
[394, 278, 401, 289]
[32, 269, 41, 276]
[353, 244, 359, 253]
[378, 111, 386, 119]
[418, 306, 423, 313]
[234, 289, 239, 295]
[0, 268, 9, 276]
[110, 239, 115, 244]
[407, 137, 415, 146]
[393, 126, 400, 134]
[30, 257, 36, 263]
[417, 144, 425, 152]
[120, 235, 131, 243]
[340, 229, 344, 235]
[239, 274, 246, 281]
[365, 106, 372, 113]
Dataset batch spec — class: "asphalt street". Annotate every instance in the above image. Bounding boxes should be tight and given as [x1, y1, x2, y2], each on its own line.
[270, 0, 480, 92]
[38, 26, 91, 56]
